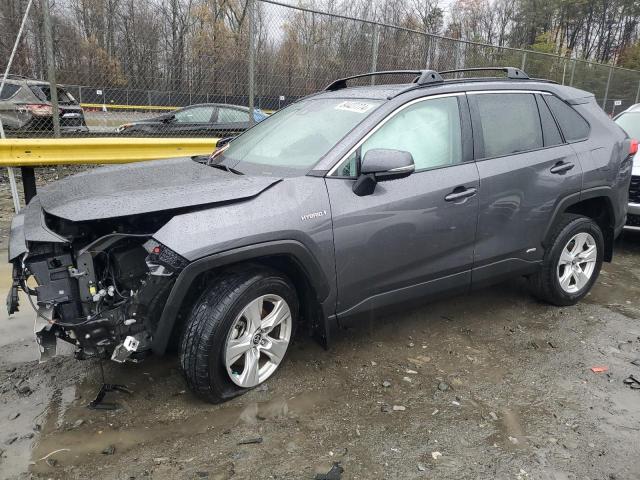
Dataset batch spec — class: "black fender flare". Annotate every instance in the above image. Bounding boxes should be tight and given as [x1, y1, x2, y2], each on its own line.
[151, 240, 330, 355]
[542, 186, 615, 257]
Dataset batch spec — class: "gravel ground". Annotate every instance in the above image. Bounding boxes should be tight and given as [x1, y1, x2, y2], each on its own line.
[1, 172, 640, 480]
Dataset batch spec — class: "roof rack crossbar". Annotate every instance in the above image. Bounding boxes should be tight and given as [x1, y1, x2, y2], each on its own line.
[325, 70, 443, 91]
[438, 67, 529, 79]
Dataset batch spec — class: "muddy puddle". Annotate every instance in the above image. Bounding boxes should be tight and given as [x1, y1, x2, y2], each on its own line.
[2, 234, 640, 479]
[31, 378, 333, 476]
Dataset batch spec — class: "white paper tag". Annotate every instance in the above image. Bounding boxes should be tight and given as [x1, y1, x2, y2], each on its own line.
[334, 101, 375, 113]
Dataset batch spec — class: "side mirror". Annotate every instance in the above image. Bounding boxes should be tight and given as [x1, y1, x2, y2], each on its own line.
[353, 148, 415, 196]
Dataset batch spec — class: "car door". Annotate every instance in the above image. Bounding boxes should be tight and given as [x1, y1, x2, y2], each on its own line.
[214, 106, 252, 136]
[325, 93, 480, 320]
[170, 105, 216, 135]
[468, 91, 583, 286]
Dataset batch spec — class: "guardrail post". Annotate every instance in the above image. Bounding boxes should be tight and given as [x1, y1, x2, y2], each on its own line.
[248, 0, 256, 125]
[20, 167, 37, 204]
[602, 65, 613, 110]
[370, 25, 379, 85]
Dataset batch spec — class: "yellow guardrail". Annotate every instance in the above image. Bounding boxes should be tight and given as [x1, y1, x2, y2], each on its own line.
[81, 103, 179, 111]
[80, 103, 276, 114]
[0, 137, 218, 167]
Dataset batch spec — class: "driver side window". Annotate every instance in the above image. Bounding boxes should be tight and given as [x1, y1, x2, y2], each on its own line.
[334, 96, 462, 177]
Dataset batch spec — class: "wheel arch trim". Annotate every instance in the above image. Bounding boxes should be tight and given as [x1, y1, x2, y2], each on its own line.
[544, 187, 615, 259]
[151, 240, 330, 355]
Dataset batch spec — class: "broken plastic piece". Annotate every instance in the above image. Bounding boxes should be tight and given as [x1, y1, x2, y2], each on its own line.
[111, 335, 141, 363]
[590, 366, 608, 373]
[88, 383, 133, 410]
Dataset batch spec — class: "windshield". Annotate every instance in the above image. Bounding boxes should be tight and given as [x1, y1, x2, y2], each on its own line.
[219, 98, 382, 172]
[615, 112, 640, 139]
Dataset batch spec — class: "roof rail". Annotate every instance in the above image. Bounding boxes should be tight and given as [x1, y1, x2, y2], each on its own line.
[325, 66, 532, 95]
[325, 70, 443, 91]
[1, 73, 31, 81]
[438, 67, 529, 79]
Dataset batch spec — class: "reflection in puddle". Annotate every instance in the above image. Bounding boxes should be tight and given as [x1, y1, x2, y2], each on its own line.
[30, 387, 331, 475]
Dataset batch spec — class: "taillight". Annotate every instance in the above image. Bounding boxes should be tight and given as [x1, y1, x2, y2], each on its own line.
[25, 104, 53, 116]
[630, 139, 639, 156]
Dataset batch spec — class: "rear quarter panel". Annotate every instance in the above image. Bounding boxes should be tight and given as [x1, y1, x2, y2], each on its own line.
[573, 100, 631, 229]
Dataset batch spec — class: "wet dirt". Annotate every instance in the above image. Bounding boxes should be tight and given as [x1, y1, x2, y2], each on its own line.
[1, 233, 640, 479]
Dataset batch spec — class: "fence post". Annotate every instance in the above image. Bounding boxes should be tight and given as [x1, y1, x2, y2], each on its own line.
[370, 25, 379, 85]
[248, 0, 256, 125]
[521, 51, 527, 71]
[561, 60, 567, 85]
[635, 79, 640, 104]
[569, 59, 576, 86]
[42, 0, 60, 139]
[602, 65, 613, 110]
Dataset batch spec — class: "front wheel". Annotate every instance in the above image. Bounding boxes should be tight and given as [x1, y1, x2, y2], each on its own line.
[529, 214, 603, 306]
[179, 267, 297, 403]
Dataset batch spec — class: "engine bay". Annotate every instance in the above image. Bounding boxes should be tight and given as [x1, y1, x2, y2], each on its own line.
[10, 214, 187, 363]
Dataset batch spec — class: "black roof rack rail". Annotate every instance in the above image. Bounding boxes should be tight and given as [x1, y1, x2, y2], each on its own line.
[0, 73, 31, 81]
[388, 66, 532, 98]
[325, 70, 443, 91]
[438, 66, 529, 79]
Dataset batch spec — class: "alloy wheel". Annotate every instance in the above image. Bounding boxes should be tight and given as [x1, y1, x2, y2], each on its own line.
[557, 232, 597, 293]
[224, 294, 292, 388]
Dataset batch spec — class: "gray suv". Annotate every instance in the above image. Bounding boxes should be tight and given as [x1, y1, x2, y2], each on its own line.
[0, 75, 88, 135]
[6, 67, 634, 403]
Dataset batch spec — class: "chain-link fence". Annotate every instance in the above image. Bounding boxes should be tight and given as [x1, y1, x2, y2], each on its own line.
[1, 0, 640, 138]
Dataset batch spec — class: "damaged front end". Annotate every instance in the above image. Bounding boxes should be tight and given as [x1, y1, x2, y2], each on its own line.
[8, 200, 186, 363]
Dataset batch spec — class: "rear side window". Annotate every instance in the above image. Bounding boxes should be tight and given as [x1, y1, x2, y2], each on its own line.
[29, 85, 76, 104]
[535, 95, 563, 147]
[475, 93, 543, 158]
[217, 107, 250, 123]
[543, 95, 590, 142]
[0, 84, 20, 100]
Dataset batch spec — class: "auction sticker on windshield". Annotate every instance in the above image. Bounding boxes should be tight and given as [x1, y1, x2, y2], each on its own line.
[334, 101, 375, 113]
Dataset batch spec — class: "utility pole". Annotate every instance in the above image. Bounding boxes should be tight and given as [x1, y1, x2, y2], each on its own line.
[42, 0, 61, 138]
[247, 0, 255, 126]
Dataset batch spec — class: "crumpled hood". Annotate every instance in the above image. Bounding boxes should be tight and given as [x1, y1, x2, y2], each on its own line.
[36, 157, 281, 222]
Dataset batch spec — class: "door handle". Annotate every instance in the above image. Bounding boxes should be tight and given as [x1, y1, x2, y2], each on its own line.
[444, 187, 477, 202]
[550, 161, 575, 174]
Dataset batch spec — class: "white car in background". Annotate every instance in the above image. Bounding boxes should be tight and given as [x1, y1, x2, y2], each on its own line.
[615, 104, 640, 230]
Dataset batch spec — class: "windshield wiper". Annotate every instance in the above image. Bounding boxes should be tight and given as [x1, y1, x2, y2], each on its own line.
[209, 163, 244, 175]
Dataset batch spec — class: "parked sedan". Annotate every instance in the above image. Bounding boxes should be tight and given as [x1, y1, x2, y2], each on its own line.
[614, 104, 640, 230]
[115, 103, 267, 136]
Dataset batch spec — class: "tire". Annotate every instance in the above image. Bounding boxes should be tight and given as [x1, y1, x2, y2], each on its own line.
[529, 214, 604, 306]
[179, 267, 298, 403]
